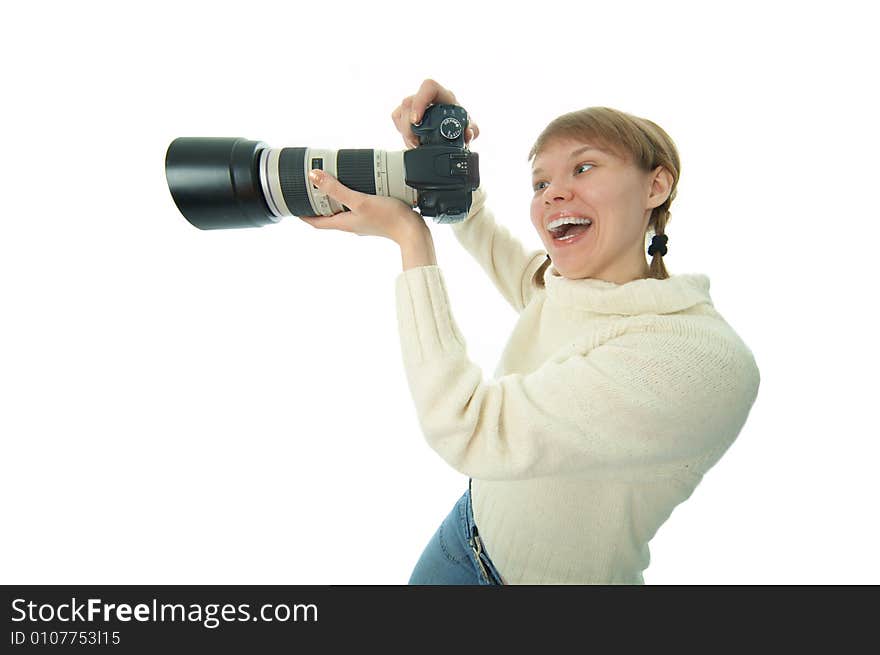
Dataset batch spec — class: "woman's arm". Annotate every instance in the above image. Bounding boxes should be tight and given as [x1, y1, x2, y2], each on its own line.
[389, 80, 546, 311]
[394, 265, 762, 481]
[398, 224, 437, 271]
[451, 187, 550, 312]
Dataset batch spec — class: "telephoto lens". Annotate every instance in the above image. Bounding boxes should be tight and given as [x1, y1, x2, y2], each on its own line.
[164, 104, 480, 230]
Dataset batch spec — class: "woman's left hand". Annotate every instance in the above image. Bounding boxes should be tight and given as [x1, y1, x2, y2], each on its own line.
[298, 169, 427, 244]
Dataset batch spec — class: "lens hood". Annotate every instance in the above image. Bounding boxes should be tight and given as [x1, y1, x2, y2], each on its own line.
[165, 137, 275, 230]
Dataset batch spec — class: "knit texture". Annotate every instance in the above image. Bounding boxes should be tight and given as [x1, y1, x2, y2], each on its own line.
[394, 187, 761, 584]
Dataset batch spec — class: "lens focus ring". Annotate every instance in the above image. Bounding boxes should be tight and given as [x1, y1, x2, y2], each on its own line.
[278, 147, 314, 217]
[337, 150, 377, 195]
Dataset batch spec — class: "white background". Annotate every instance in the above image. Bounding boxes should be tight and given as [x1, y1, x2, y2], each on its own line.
[1, 0, 877, 585]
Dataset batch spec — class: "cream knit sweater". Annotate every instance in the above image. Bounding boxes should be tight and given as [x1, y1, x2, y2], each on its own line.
[394, 187, 761, 584]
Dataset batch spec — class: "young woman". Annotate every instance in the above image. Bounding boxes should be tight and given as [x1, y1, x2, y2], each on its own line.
[300, 79, 761, 585]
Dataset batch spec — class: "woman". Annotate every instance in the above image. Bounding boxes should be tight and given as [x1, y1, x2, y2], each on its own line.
[300, 79, 761, 585]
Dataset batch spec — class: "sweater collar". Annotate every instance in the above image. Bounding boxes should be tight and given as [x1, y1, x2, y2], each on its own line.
[542, 263, 713, 315]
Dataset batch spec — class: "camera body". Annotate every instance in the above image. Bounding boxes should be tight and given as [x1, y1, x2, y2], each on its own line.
[164, 104, 480, 230]
[403, 104, 479, 223]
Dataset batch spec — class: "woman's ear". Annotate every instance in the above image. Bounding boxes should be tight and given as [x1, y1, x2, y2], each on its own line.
[647, 166, 673, 209]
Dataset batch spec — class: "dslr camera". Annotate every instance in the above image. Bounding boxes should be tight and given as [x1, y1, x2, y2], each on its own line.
[165, 104, 479, 230]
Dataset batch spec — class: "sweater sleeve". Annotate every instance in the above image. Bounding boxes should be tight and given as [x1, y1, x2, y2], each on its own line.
[395, 265, 761, 481]
[451, 187, 550, 313]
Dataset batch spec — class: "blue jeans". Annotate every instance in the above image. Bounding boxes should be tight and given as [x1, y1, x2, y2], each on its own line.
[408, 478, 505, 585]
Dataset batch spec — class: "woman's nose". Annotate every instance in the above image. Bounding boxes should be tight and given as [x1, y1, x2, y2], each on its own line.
[542, 181, 573, 203]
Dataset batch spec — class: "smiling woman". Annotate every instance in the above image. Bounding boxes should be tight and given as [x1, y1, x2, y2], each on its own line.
[393, 82, 760, 585]
[527, 106, 680, 284]
[384, 80, 759, 585]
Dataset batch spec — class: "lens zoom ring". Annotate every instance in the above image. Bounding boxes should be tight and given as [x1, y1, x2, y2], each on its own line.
[337, 150, 376, 195]
[278, 147, 314, 216]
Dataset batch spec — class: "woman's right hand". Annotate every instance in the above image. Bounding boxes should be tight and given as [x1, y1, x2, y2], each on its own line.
[391, 78, 480, 150]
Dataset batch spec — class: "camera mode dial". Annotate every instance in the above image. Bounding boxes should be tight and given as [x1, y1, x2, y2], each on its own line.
[440, 117, 463, 141]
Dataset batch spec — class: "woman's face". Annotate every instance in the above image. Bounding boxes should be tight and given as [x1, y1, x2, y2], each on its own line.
[529, 136, 672, 284]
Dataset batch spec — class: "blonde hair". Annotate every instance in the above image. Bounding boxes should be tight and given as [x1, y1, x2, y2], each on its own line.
[528, 107, 680, 280]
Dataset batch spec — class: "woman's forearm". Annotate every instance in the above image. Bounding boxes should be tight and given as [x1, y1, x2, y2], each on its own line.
[397, 225, 437, 270]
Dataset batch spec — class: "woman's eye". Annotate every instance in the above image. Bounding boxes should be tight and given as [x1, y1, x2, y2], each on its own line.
[532, 164, 593, 192]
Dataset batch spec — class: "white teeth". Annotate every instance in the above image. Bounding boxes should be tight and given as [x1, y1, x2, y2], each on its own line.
[547, 216, 592, 232]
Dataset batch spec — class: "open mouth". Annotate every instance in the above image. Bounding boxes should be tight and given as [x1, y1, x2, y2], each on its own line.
[550, 222, 592, 244]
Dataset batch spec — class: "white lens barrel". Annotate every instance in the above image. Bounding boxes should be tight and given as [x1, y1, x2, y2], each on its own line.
[383, 150, 418, 208]
[258, 147, 417, 218]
